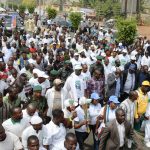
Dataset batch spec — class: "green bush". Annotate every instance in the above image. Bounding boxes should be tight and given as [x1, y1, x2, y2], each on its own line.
[27, 5, 35, 14]
[69, 12, 82, 30]
[116, 19, 137, 45]
[19, 5, 26, 14]
[46, 8, 57, 19]
[0, 3, 4, 8]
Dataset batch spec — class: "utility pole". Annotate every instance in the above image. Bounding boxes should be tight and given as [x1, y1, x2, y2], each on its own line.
[136, 0, 140, 21]
[59, 0, 63, 12]
[124, 0, 128, 18]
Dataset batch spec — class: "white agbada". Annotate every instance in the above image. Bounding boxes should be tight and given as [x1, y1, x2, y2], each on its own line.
[0, 131, 23, 150]
[45, 87, 67, 117]
[22, 125, 49, 150]
[46, 121, 66, 150]
[2, 118, 29, 138]
[63, 73, 86, 102]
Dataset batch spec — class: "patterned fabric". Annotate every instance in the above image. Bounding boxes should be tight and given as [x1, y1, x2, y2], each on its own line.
[53, 91, 62, 110]
[29, 96, 48, 117]
[86, 77, 105, 98]
[0, 103, 10, 123]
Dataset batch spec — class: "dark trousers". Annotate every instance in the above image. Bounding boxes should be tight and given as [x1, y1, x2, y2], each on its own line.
[75, 131, 89, 150]
[89, 125, 99, 150]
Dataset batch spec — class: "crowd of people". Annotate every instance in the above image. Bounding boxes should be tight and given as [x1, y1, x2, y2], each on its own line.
[0, 15, 150, 150]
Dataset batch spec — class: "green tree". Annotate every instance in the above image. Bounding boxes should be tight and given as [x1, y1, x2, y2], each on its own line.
[19, 5, 26, 14]
[0, 3, 4, 8]
[8, 3, 13, 9]
[22, 0, 36, 7]
[27, 5, 35, 14]
[91, 0, 121, 19]
[46, 8, 57, 19]
[12, 4, 18, 11]
[69, 12, 82, 30]
[116, 19, 137, 45]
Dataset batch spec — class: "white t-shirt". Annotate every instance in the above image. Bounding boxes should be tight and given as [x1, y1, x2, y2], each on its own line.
[74, 106, 87, 132]
[0, 80, 9, 95]
[2, 118, 29, 138]
[0, 131, 23, 150]
[22, 125, 49, 150]
[46, 121, 66, 150]
[89, 103, 101, 125]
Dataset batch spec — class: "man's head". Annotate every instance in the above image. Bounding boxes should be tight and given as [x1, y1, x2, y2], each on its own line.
[0, 125, 6, 141]
[74, 65, 82, 76]
[53, 79, 63, 91]
[82, 64, 88, 73]
[143, 65, 148, 74]
[115, 59, 121, 67]
[129, 64, 136, 74]
[19, 73, 28, 85]
[104, 58, 109, 66]
[74, 53, 79, 61]
[115, 68, 121, 77]
[27, 103, 37, 117]
[10, 68, 18, 78]
[94, 69, 102, 80]
[64, 133, 77, 150]
[129, 91, 138, 101]
[30, 116, 43, 132]
[11, 107, 23, 121]
[8, 87, 18, 98]
[115, 108, 126, 124]
[52, 109, 64, 125]
[27, 135, 39, 150]
[36, 56, 42, 65]
[96, 56, 103, 64]
[141, 80, 150, 93]
[33, 85, 42, 98]
[7, 60, 14, 70]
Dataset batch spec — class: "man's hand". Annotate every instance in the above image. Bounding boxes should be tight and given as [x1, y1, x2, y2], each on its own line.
[71, 111, 77, 120]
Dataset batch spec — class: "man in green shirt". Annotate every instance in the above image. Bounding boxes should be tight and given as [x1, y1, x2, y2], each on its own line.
[29, 85, 48, 119]
[3, 87, 21, 118]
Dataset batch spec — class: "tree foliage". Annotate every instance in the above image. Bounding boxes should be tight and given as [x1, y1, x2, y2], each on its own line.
[90, 0, 122, 19]
[22, 0, 36, 7]
[12, 4, 18, 11]
[8, 3, 13, 9]
[116, 19, 137, 45]
[27, 5, 35, 14]
[46, 8, 57, 19]
[19, 5, 26, 14]
[69, 12, 82, 30]
[0, 3, 4, 8]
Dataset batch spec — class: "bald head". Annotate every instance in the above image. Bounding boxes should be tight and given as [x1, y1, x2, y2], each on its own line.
[27, 103, 37, 117]
[129, 91, 138, 101]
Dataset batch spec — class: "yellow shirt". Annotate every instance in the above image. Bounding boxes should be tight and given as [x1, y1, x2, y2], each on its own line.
[135, 88, 148, 119]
